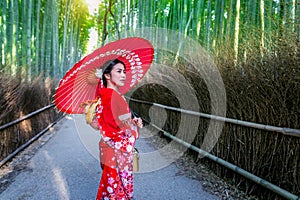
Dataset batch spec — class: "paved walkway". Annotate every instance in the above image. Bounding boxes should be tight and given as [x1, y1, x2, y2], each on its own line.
[0, 116, 218, 200]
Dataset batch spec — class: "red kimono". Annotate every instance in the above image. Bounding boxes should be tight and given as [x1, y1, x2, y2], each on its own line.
[96, 88, 138, 200]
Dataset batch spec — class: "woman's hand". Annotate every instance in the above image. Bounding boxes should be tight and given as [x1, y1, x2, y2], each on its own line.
[90, 117, 100, 130]
[132, 117, 143, 128]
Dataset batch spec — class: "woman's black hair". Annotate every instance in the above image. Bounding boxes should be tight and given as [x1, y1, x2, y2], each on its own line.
[102, 59, 125, 87]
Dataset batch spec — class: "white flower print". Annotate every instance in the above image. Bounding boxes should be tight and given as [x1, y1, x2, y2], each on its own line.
[124, 165, 129, 171]
[129, 136, 135, 143]
[108, 177, 114, 185]
[102, 136, 110, 141]
[115, 142, 122, 149]
[122, 178, 129, 186]
[126, 145, 133, 152]
[107, 186, 113, 193]
[96, 89, 137, 199]
[120, 170, 129, 178]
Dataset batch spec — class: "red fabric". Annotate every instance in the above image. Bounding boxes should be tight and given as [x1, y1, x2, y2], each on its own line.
[96, 88, 138, 200]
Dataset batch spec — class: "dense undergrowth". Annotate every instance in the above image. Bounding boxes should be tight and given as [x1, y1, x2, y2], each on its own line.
[130, 34, 300, 199]
[0, 73, 61, 162]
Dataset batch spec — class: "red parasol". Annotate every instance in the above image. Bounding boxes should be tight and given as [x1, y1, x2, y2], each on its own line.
[54, 37, 154, 114]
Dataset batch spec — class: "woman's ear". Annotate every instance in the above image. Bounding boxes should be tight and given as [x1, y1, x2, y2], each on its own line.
[104, 73, 110, 80]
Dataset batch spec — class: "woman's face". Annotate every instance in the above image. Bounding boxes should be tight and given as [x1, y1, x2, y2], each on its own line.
[106, 63, 126, 88]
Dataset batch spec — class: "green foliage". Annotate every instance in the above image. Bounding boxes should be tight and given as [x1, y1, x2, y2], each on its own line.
[110, 0, 299, 55]
[1, 0, 94, 79]
[96, 0, 120, 44]
[71, 0, 94, 53]
[1, 0, 299, 78]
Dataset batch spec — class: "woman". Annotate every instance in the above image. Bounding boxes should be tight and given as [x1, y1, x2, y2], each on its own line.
[95, 59, 143, 200]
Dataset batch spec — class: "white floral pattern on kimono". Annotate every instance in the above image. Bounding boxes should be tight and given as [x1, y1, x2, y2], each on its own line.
[96, 88, 138, 200]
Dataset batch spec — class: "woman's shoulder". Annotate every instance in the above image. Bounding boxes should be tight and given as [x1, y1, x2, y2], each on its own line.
[101, 88, 122, 97]
[101, 88, 123, 103]
[100, 88, 114, 102]
[101, 88, 114, 95]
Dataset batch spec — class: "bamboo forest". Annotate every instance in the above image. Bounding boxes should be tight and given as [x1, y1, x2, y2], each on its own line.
[1, 0, 299, 78]
[0, 0, 299, 199]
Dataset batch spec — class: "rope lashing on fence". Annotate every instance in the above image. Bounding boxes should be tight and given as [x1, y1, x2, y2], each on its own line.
[127, 97, 300, 137]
